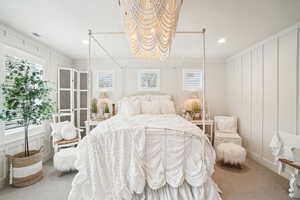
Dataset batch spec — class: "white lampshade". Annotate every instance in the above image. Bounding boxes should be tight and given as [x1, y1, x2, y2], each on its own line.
[98, 92, 109, 104]
[184, 98, 201, 112]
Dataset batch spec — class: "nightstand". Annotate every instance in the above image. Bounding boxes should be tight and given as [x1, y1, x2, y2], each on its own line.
[85, 118, 107, 135]
[190, 119, 214, 144]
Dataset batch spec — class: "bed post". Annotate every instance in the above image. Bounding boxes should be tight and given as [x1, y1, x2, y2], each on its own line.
[202, 28, 206, 135]
[88, 29, 92, 122]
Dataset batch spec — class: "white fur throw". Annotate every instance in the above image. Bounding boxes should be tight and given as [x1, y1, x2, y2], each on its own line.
[217, 143, 246, 165]
[54, 148, 77, 172]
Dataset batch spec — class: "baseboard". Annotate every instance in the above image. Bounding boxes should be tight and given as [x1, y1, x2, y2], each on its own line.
[248, 151, 290, 180]
[0, 177, 6, 190]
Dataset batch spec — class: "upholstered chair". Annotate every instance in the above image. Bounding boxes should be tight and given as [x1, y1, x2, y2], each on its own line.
[214, 116, 242, 148]
[51, 114, 83, 153]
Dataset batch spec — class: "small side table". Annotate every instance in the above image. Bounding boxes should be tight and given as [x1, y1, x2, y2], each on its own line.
[85, 119, 106, 135]
[190, 119, 214, 144]
[279, 159, 300, 199]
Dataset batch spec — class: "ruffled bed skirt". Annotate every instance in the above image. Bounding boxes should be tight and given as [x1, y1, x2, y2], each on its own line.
[132, 179, 222, 200]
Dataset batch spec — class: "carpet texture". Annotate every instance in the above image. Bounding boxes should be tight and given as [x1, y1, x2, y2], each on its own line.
[0, 158, 290, 200]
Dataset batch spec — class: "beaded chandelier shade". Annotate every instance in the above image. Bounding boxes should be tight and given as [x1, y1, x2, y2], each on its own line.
[119, 0, 183, 59]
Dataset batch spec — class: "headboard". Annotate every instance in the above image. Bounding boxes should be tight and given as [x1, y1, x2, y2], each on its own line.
[127, 92, 173, 100]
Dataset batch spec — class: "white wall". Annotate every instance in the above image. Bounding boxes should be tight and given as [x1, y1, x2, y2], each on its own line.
[225, 22, 300, 174]
[0, 23, 73, 188]
[74, 58, 226, 117]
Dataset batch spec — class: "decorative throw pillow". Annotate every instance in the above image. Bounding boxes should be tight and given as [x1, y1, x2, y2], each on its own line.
[61, 122, 77, 140]
[50, 121, 70, 141]
[216, 117, 237, 133]
[150, 95, 171, 101]
[131, 95, 150, 101]
[141, 101, 161, 114]
[161, 100, 176, 114]
[119, 99, 141, 116]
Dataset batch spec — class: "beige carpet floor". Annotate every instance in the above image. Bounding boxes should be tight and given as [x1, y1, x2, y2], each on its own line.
[0, 158, 291, 200]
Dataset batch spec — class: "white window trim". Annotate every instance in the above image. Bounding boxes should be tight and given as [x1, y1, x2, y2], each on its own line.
[137, 69, 161, 91]
[4, 124, 45, 145]
[96, 70, 115, 91]
[0, 43, 46, 134]
[5, 124, 43, 136]
[182, 69, 202, 91]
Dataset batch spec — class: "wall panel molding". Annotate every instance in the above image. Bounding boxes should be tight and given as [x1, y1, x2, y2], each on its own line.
[225, 22, 300, 178]
[227, 22, 300, 63]
[298, 28, 300, 135]
[278, 30, 298, 135]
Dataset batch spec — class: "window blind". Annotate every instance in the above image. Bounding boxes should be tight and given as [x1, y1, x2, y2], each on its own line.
[183, 70, 202, 90]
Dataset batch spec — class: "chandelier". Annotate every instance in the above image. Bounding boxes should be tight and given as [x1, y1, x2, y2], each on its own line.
[119, 0, 183, 59]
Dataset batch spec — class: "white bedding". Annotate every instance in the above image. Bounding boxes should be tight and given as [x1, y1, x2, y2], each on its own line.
[68, 114, 221, 200]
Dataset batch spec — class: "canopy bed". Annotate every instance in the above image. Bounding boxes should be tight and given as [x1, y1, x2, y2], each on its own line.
[68, 0, 221, 199]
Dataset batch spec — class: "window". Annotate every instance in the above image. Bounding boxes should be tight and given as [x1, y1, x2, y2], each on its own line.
[97, 70, 114, 91]
[4, 56, 43, 131]
[182, 69, 202, 90]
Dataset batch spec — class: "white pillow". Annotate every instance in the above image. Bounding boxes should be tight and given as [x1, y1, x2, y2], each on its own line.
[50, 121, 70, 141]
[216, 117, 237, 133]
[141, 101, 161, 114]
[160, 100, 176, 114]
[119, 99, 141, 116]
[61, 122, 77, 140]
[131, 95, 150, 101]
[150, 95, 171, 101]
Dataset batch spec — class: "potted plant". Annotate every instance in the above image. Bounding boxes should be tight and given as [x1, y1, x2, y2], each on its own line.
[0, 57, 54, 187]
[91, 99, 98, 120]
[191, 101, 201, 120]
[103, 103, 110, 119]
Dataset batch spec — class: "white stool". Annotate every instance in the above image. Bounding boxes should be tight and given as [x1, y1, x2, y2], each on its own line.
[54, 147, 77, 175]
[217, 143, 246, 165]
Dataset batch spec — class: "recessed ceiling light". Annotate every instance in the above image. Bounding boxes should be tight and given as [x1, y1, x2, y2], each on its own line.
[32, 32, 41, 38]
[217, 38, 226, 44]
[81, 40, 89, 45]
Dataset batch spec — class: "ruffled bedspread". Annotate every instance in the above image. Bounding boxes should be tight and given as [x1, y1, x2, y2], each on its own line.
[68, 114, 221, 200]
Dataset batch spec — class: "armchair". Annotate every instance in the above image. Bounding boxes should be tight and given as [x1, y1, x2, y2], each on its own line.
[51, 113, 83, 153]
[214, 116, 242, 148]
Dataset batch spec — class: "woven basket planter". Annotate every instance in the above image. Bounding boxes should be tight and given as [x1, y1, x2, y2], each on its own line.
[6, 150, 43, 187]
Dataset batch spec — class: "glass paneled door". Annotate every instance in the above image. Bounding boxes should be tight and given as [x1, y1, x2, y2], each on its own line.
[73, 69, 79, 128]
[79, 71, 89, 136]
[58, 68, 73, 122]
[58, 68, 89, 132]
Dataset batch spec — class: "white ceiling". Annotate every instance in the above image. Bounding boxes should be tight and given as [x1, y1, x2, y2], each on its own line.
[0, 0, 300, 60]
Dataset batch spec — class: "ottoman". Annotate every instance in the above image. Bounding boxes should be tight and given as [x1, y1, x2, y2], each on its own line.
[54, 147, 77, 175]
[217, 143, 246, 165]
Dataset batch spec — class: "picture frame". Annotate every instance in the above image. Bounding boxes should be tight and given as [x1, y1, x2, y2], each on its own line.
[96, 70, 114, 91]
[137, 69, 160, 91]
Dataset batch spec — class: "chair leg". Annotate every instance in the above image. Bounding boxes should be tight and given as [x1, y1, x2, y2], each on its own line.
[58, 171, 64, 177]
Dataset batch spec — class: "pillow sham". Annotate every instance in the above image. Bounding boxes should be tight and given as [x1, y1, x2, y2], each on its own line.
[150, 95, 171, 101]
[131, 95, 150, 101]
[160, 100, 176, 114]
[141, 101, 161, 114]
[119, 99, 141, 116]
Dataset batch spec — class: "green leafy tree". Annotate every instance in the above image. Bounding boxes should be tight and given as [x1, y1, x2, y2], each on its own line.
[0, 57, 54, 157]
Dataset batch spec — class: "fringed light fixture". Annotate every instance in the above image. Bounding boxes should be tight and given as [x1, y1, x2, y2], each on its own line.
[119, 0, 183, 60]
